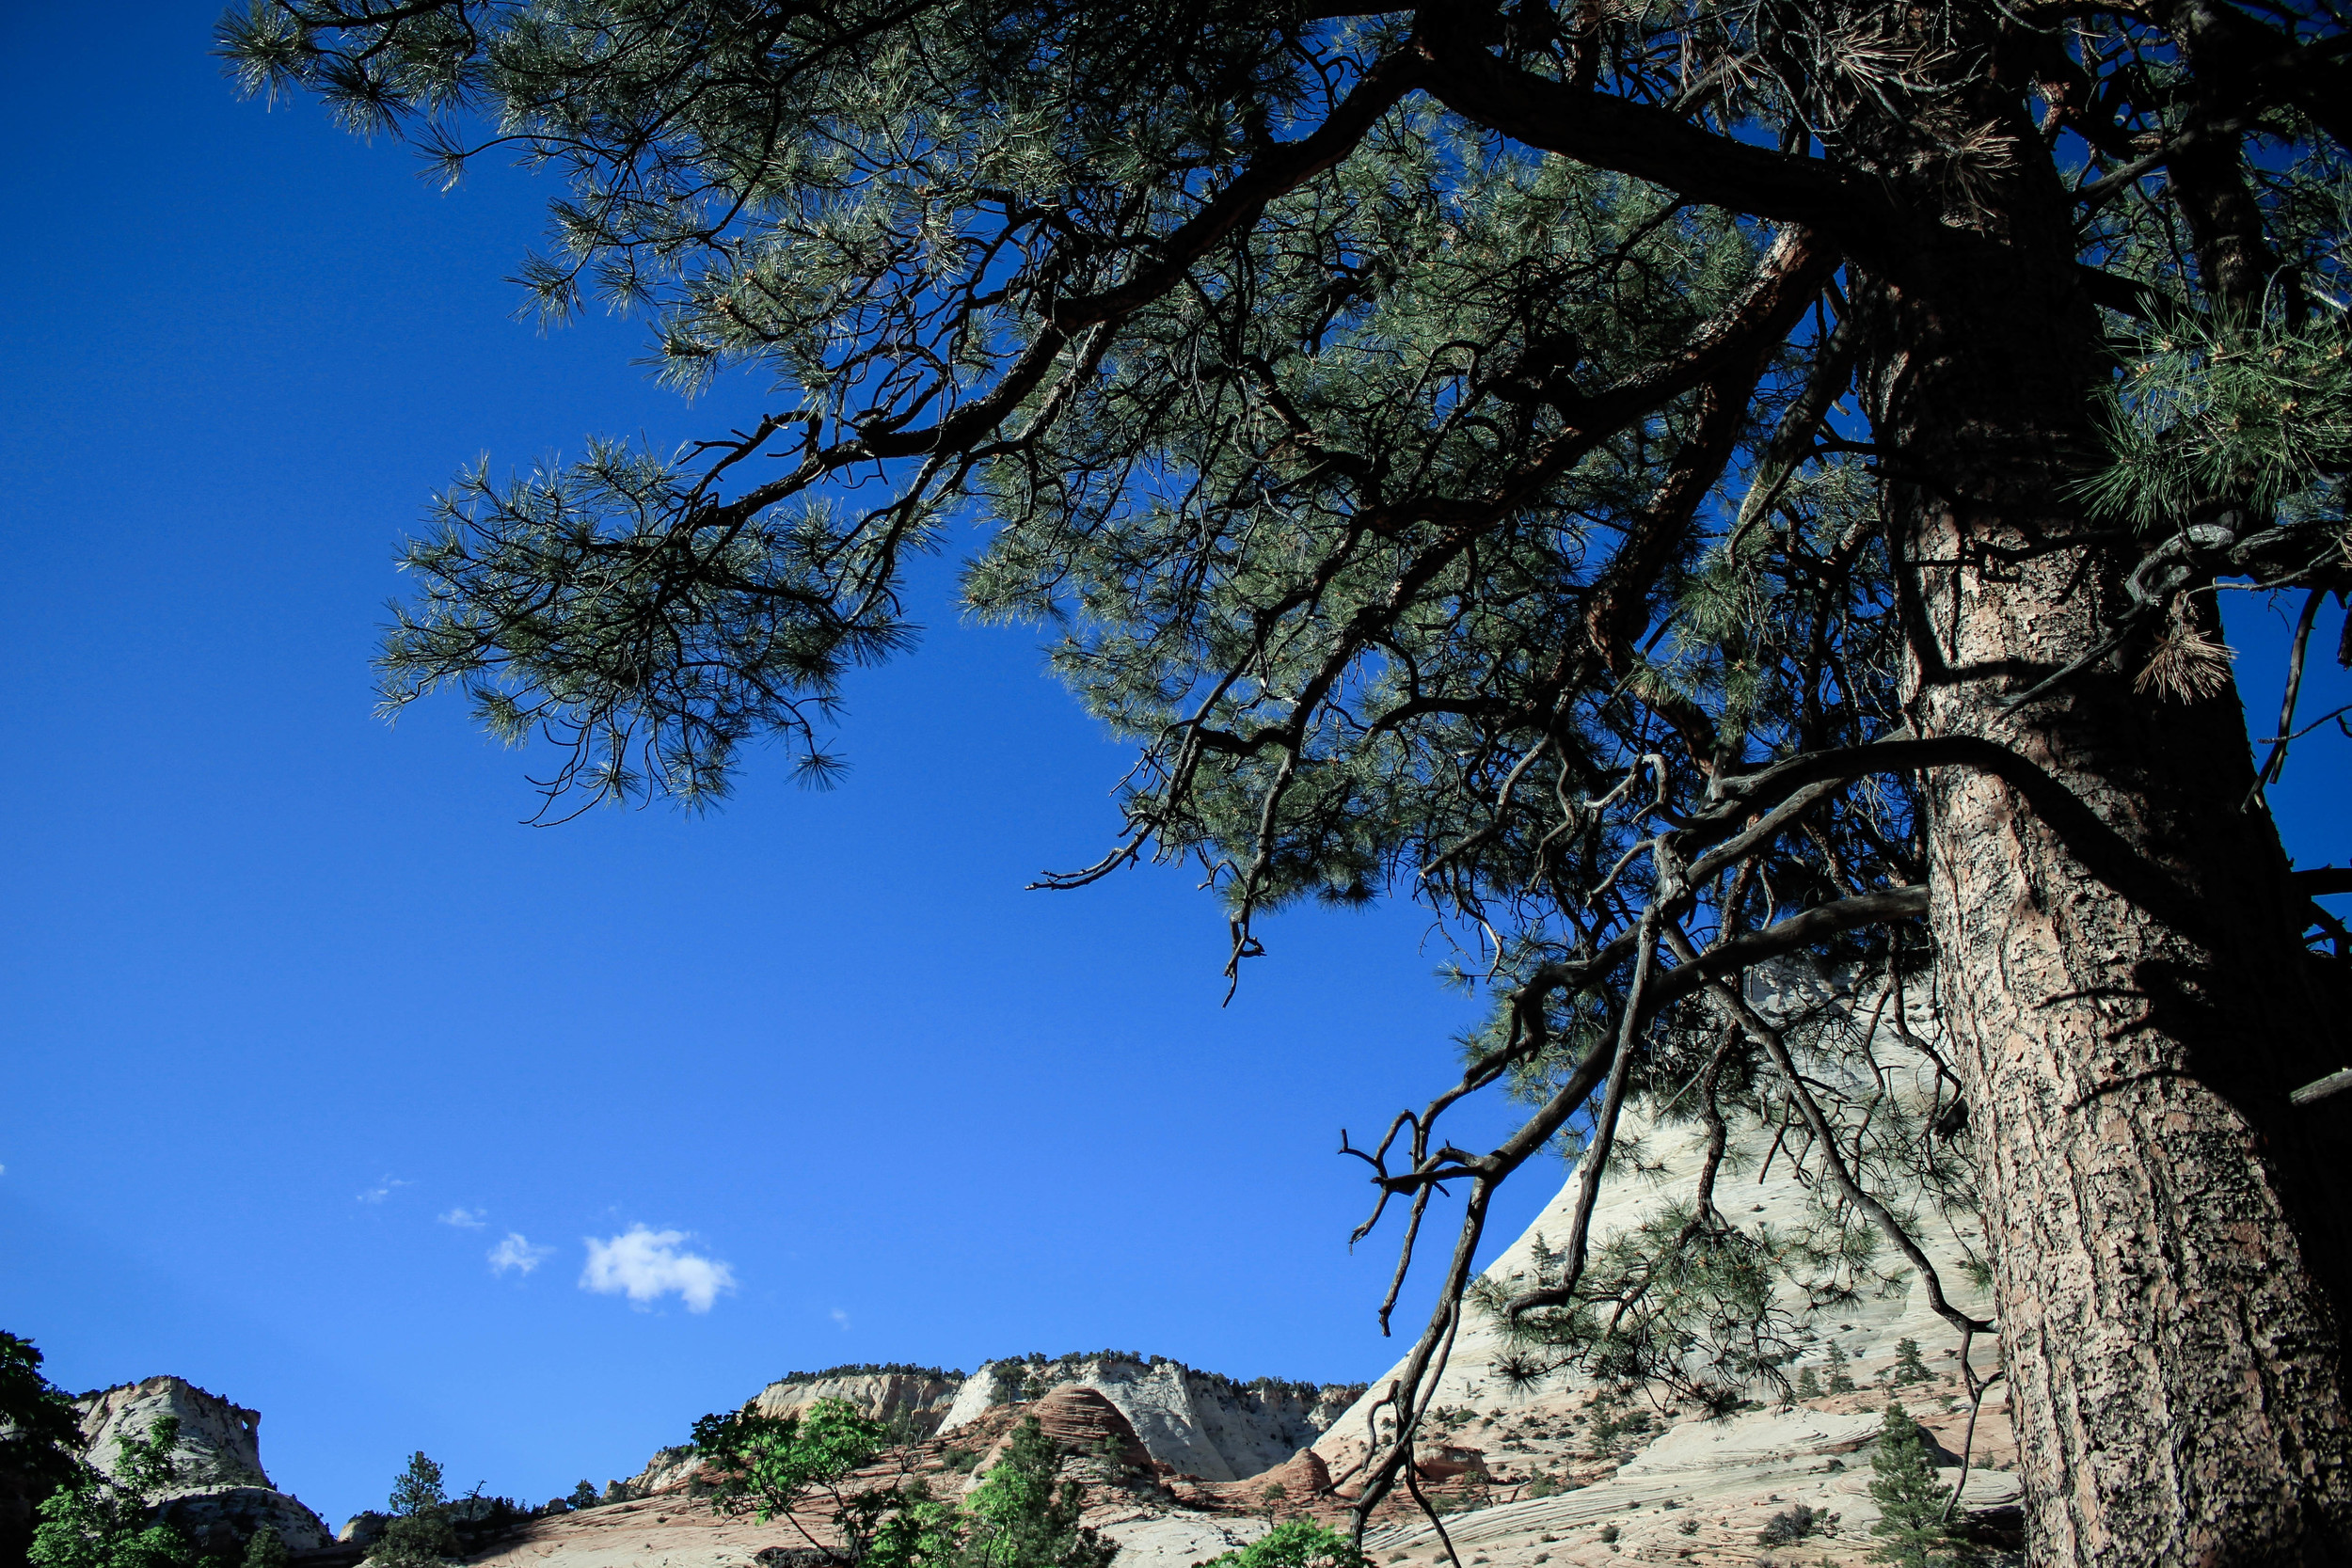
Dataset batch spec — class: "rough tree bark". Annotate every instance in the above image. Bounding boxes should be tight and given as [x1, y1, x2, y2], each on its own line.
[1851, 46, 2352, 1565]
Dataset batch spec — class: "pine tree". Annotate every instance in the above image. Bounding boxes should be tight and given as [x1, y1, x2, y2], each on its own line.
[566, 1481, 598, 1513]
[1867, 1403, 1966, 1568]
[1825, 1346, 1856, 1396]
[222, 0, 2352, 1556]
[1793, 1367, 1822, 1401]
[373, 1453, 456, 1568]
[1890, 1339, 1931, 1387]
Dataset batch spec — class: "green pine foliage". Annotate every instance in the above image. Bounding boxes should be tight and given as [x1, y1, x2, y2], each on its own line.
[1866, 1403, 1968, 1568]
[1482, 1207, 1808, 1416]
[1890, 1339, 1931, 1386]
[2083, 309, 2352, 537]
[1, 1334, 85, 1497]
[1825, 1345, 1857, 1395]
[373, 1452, 458, 1568]
[29, 1418, 199, 1568]
[566, 1481, 598, 1513]
[1793, 1366, 1822, 1401]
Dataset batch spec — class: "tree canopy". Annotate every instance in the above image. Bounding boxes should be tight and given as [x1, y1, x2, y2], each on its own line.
[219, 0, 2352, 1559]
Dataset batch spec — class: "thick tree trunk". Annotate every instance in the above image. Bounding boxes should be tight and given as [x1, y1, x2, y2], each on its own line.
[1855, 125, 2352, 1562]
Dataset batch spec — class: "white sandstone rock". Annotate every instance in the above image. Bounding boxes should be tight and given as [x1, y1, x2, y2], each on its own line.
[72, 1377, 331, 1552]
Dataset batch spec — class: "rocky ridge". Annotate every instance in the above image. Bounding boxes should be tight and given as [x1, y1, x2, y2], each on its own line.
[615, 1355, 1361, 1500]
[935, 1355, 1359, 1483]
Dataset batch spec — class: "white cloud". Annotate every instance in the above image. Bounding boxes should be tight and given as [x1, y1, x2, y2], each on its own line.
[439, 1207, 488, 1229]
[489, 1233, 555, 1275]
[358, 1176, 411, 1204]
[580, 1227, 737, 1313]
[830, 1308, 850, 1331]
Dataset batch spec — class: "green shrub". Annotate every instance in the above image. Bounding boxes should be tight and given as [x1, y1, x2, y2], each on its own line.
[960, 1418, 1113, 1568]
[1756, 1503, 1834, 1545]
[1200, 1521, 1365, 1568]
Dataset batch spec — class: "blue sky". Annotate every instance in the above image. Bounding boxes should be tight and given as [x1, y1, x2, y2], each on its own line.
[3, 0, 2346, 1534]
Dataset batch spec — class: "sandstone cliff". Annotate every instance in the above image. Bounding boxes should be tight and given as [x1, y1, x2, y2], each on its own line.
[70, 1377, 333, 1557]
[753, 1370, 962, 1432]
[616, 1356, 1360, 1498]
[938, 1356, 1359, 1483]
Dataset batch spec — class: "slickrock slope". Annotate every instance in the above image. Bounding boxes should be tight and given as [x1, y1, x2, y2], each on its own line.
[461, 1393, 1315, 1568]
[1306, 967, 2021, 1563]
[73, 1377, 334, 1555]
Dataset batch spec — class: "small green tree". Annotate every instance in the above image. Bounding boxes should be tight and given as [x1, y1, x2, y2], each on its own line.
[240, 1528, 289, 1568]
[1825, 1346, 1857, 1396]
[1793, 1367, 1822, 1401]
[1200, 1521, 1366, 1568]
[1890, 1340, 1931, 1387]
[566, 1481, 599, 1513]
[29, 1418, 199, 1568]
[1867, 1403, 1968, 1568]
[959, 1418, 1112, 1568]
[373, 1453, 457, 1568]
[692, 1398, 893, 1565]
